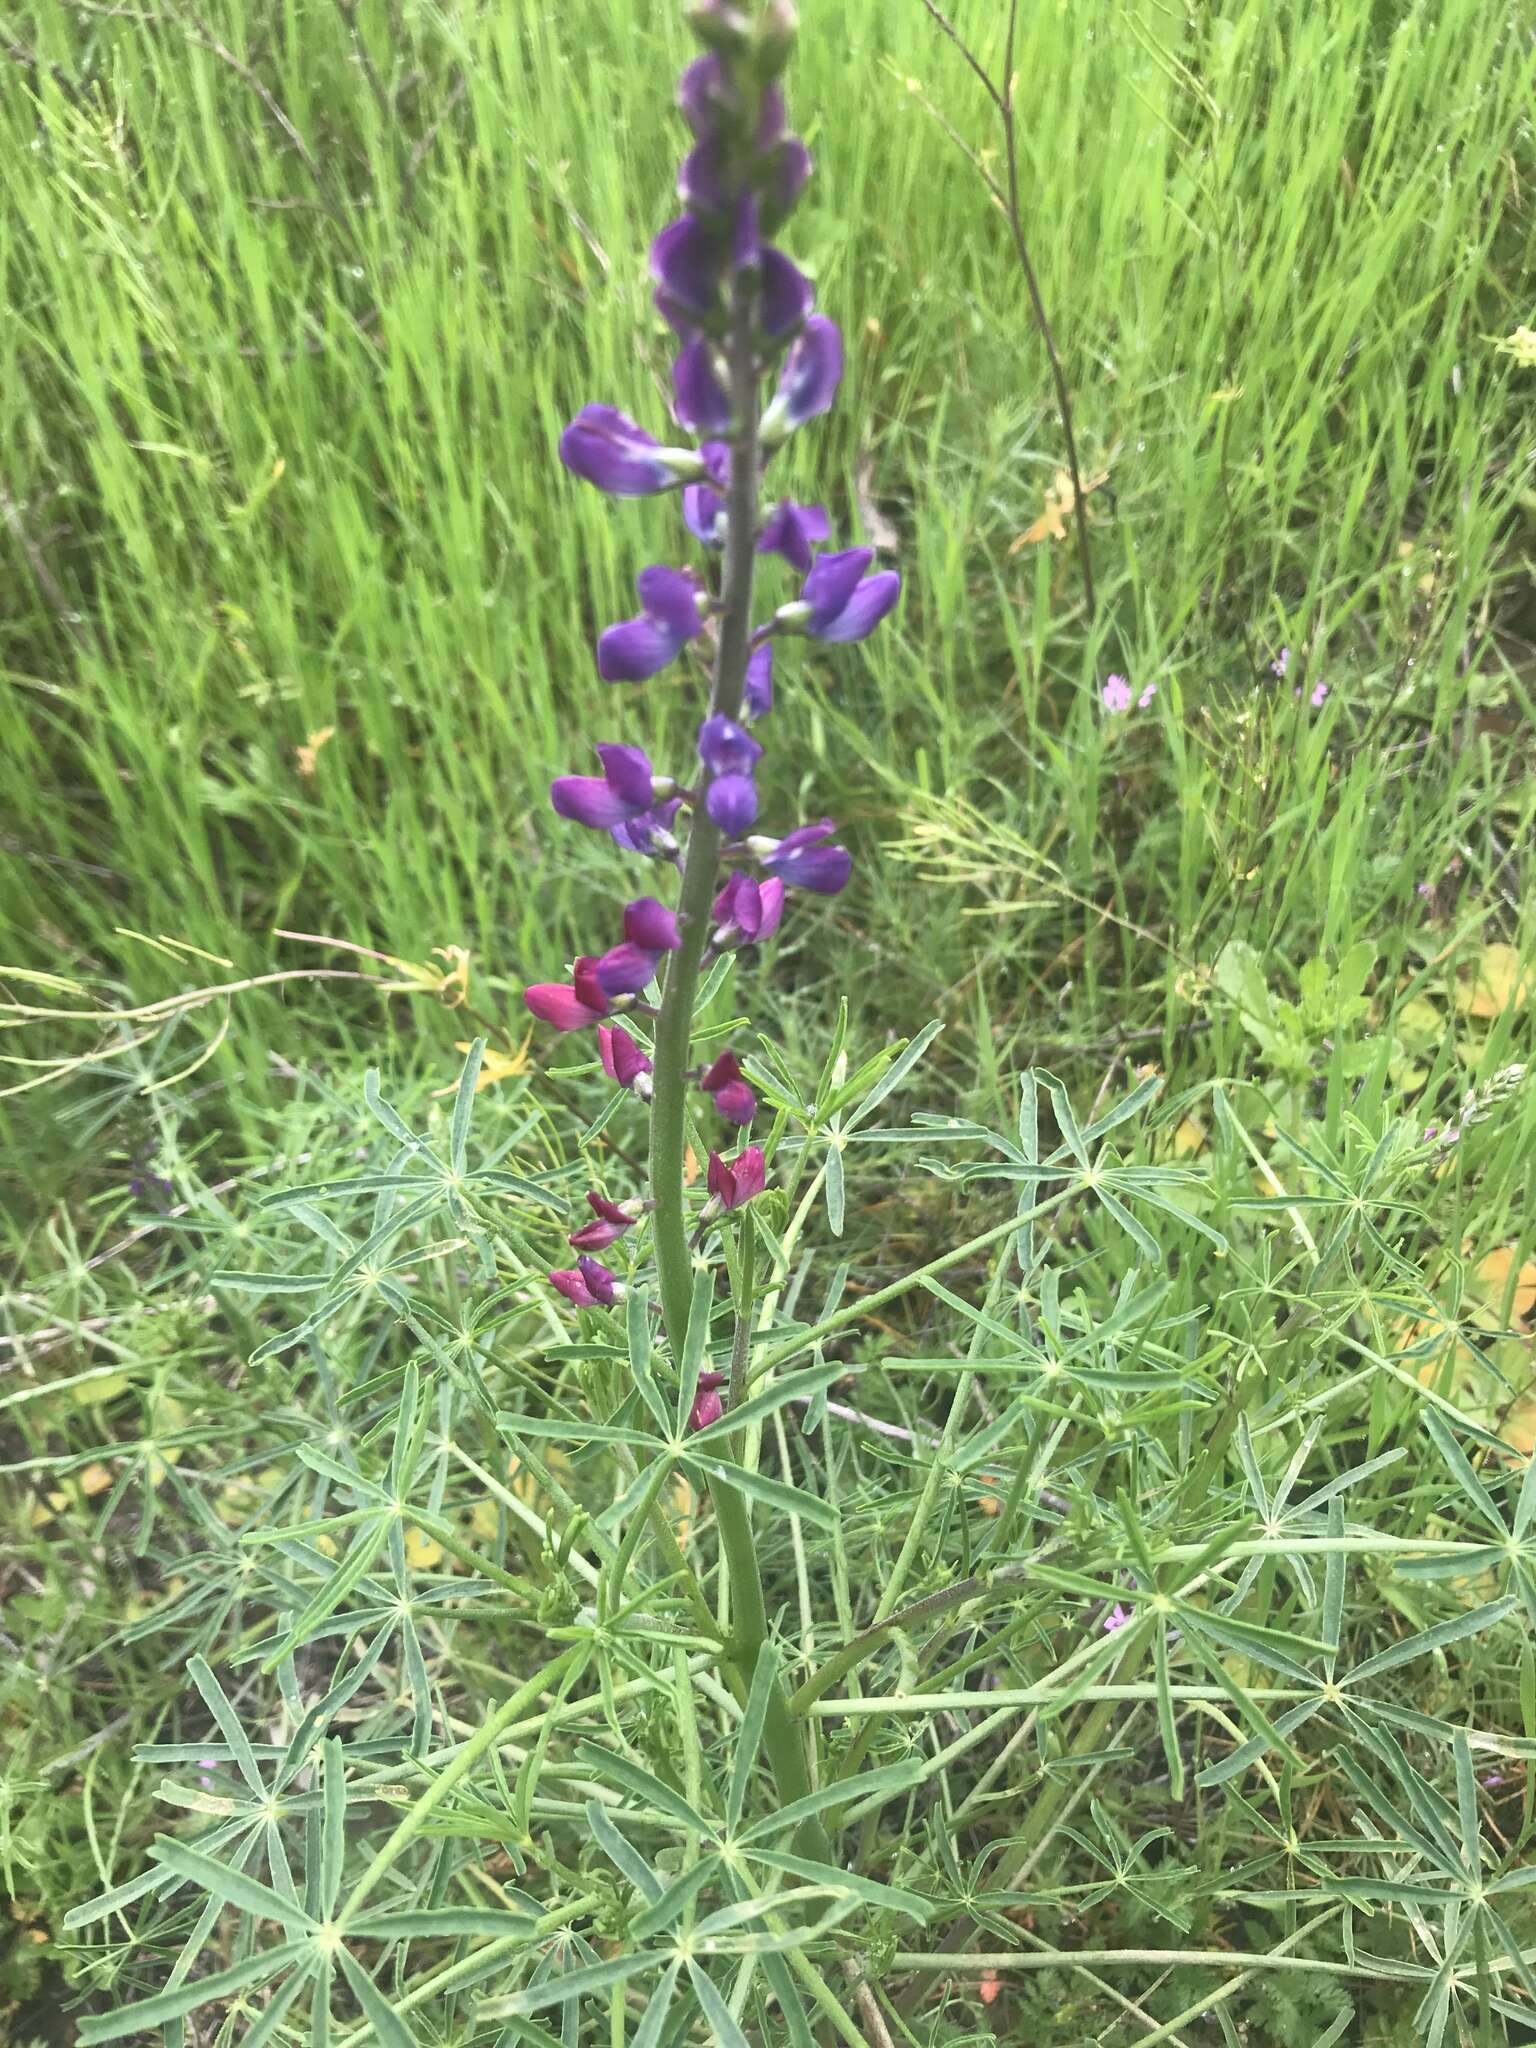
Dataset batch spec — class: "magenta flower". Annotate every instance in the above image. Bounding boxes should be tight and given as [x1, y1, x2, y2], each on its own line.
[569, 1192, 644, 1252]
[712, 871, 785, 948]
[758, 499, 830, 573]
[1101, 674, 1132, 714]
[551, 743, 669, 831]
[549, 1256, 626, 1308]
[761, 315, 842, 441]
[1103, 1602, 1131, 1633]
[688, 1370, 728, 1432]
[1309, 681, 1328, 708]
[749, 818, 851, 896]
[704, 1144, 767, 1216]
[1271, 647, 1291, 680]
[700, 1050, 756, 1126]
[673, 338, 733, 435]
[595, 897, 682, 998]
[560, 405, 704, 497]
[598, 1023, 653, 1098]
[777, 547, 899, 644]
[524, 956, 613, 1032]
[598, 566, 705, 682]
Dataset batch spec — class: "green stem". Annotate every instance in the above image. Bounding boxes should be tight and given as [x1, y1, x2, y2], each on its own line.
[649, 279, 763, 1358]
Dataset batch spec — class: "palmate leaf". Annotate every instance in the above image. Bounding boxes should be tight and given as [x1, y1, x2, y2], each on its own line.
[76, 1942, 310, 2042]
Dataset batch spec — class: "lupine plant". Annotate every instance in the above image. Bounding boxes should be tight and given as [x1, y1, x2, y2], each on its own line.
[527, 0, 899, 1836]
[49, 6, 1536, 2046]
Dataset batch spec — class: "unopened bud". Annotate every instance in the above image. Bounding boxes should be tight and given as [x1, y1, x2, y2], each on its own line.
[688, 0, 752, 55]
[754, 0, 798, 75]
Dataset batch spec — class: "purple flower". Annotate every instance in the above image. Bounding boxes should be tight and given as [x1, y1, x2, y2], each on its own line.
[758, 499, 830, 573]
[1103, 1603, 1131, 1633]
[712, 871, 785, 947]
[704, 1144, 766, 1215]
[1137, 682, 1157, 710]
[550, 1256, 626, 1308]
[1309, 681, 1328, 709]
[698, 714, 763, 778]
[780, 547, 900, 644]
[761, 315, 842, 441]
[750, 818, 852, 896]
[560, 405, 704, 497]
[612, 798, 683, 861]
[598, 1023, 653, 1097]
[551, 743, 668, 831]
[595, 897, 682, 997]
[678, 53, 735, 138]
[196, 1758, 219, 1791]
[688, 1370, 728, 1432]
[701, 1050, 757, 1126]
[569, 1192, 644, 1253]
[759, 248, 812, 338]
[673, 339, 732, 435]
[684, 480, 729, 548]
[760, 136, 812, 232]
[651, 216, 723, 326]
[707, 775, 758, 833]
[1101, 674, 1132, 714]
[744, 642, 774, 719]
[1270, 647, 1291, 680]
[525, 958, 612, 1032]
[679, 135, 730, 215]
[598, 566, 705, 682]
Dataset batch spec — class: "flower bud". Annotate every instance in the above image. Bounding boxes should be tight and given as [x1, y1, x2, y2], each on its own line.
[688, 0, 752, 55]
[754, 0, 798, 76]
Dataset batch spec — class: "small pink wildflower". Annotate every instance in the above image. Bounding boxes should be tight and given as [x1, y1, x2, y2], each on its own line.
[1271, 647, 1290, 680]
[1103, 1602, 1131, 1633]
[1101, 674, 1133, 714]
[1309, 681, 1328, 708]
[1137, 682, 1157, 710]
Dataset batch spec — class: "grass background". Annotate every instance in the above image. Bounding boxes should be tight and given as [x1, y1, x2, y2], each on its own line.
[3, 0, 1536, 2038]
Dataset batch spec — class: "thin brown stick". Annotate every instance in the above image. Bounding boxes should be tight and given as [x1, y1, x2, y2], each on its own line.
[918, 0, 1096, 617]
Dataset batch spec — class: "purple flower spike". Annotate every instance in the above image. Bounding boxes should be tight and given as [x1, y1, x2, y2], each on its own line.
[598, 566, 705, 682]
[707, 774, 759, 834]
[698, 713, 763, 779]
[704, 1145, 766, 1215]
[674, 339, 732, 435]
[783, 547, 900, 644]
[751, 818, 852, 896]
[612, 797, 682, 861]
[758, 248, 812, 339]
[688, 1370, 727, 1432]
[551, 742, 664, 830]
[560, 405, 705, 497]
[762, 315, 843, 441]
[569, 1191, 643, 1252]
[679, 136, 730, 215]
[712, 871, 785, 946]
[701, 1050, 757, 1126]
[744, 642, 774, 719]
[652, 216, 723, 324]
[758, 499, 831, 574]
[598, 1023, 654, 1098]
[624, 897, 682, 952]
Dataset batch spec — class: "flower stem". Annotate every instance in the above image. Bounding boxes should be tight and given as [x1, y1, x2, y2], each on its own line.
[649, 279, 763, 1358]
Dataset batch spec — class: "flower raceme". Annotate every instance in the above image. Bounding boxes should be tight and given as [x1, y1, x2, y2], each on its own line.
[529, 0, 901, 1305]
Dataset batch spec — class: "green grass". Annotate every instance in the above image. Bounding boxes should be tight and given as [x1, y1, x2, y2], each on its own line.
[2, 0, 1535, 2040]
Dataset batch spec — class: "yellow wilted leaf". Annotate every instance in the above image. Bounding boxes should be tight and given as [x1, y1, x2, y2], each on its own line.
[403, 1526, 444, 1570]
[79, 1462, 115, 1497]
[295, 726, 336, 778]
[670, 1477, 695, 1545]
[470, 1499, 501, 1541]
[1011, 465, 1111, 550]
[1502, 1407, 1536, 1457]
[1172, 1116, 1206, 1158]
[70, 1371, 132, 1405]
[1474, 1247, 1536, 1322]
[1456, 942, 1531, 1019]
